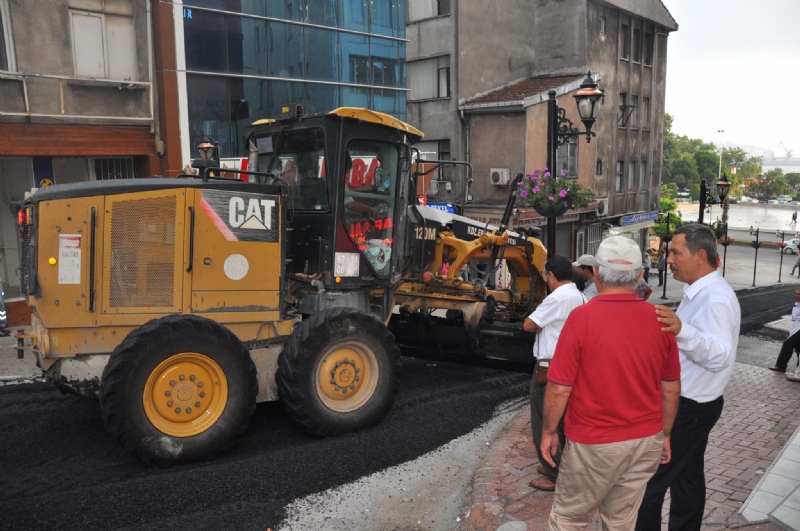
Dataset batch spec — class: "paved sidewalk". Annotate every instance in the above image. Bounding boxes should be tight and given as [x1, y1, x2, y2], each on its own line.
[462, 362, 800, 531]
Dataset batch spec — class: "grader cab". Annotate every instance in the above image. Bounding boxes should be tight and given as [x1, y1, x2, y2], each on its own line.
[16, 107, 547, 466]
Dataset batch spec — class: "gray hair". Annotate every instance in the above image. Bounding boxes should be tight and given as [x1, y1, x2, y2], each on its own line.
[597, 265, 642, 288]
[674, 224, 718, 267]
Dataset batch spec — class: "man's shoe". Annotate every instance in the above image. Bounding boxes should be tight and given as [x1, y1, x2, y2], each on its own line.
[537, 465, 546, 475]
[529, 477, 556, 491]
[769, 366, 786, 372]
[787, 373, 800, 382]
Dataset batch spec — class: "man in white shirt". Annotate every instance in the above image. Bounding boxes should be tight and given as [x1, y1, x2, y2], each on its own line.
[524, 255, 584, 491]
[636, 224, 741, 531]
[769, 289, 800, 377]
[573, 254, 598, 300]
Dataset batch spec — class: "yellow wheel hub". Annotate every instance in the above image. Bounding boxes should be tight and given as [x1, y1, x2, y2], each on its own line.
[316, 343, 378, 413]
[143, 353, 228, 437]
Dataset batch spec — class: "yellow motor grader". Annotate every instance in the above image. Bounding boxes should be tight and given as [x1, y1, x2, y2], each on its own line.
[15, 106, 546, 466]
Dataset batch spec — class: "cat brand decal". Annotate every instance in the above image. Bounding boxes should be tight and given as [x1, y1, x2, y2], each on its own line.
[201, 190, 279, 242]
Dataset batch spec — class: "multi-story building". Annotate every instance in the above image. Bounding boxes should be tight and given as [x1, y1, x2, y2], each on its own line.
[153, 0, 409, 171]
[0, 0, 159, 297]
[406, 0, 678, 255]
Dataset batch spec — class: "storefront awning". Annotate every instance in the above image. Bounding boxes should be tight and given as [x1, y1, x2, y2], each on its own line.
[608, 220, 655, 235]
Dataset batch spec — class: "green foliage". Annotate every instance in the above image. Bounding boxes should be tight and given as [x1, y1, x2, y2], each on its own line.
[689, 183, 700, 202]
[786, 172, 800, 187]
[660, 196, 678, 213]
[749, 172, 788, 200]
[661, 183, 677, 199]
[694, 150, 720, 183]
[653, 212, 683, 239]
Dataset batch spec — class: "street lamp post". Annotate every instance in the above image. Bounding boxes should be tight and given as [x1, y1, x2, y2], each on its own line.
[544, 73, 604, 257]
[721, 222, 730, 276]
[660, 211, 671, 300]
[698, 177, 732, 225]
[192, 136, 221, 179]
[750, 227, 761, 287]
[718, 130, 730, 227]
[777, 229, 786, 282]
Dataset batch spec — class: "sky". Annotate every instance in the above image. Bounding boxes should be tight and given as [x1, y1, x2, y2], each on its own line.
[661, 0, 800, 157]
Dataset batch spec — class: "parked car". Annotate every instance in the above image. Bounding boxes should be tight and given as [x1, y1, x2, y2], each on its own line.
[768, 200, 779, 205]
[782, 238, 800, 254]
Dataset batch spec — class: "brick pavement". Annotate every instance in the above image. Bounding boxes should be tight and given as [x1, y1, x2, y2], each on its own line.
[462, 363, 800, 531]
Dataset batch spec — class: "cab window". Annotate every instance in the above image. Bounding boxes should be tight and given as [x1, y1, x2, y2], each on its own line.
[259, 128, 328, 211]
[342, 140, 400, 277]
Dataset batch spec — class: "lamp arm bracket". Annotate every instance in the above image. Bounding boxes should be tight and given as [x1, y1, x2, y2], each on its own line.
[556, 107, 597, 145]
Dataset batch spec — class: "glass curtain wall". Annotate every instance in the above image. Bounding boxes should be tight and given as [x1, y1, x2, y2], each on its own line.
[183, 0, 407, 158]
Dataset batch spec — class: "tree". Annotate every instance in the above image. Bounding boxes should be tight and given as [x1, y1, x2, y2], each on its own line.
[670, 154, 699, 190]
[661, 183, 677, 199]
[653, 198, 682, 240]
[694, 150, 720, 183]
[689, 183, 700, 202]
[786, 172, 800, 189]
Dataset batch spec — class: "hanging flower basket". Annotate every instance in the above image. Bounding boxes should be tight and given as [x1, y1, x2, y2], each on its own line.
[515, 168, 593, 218]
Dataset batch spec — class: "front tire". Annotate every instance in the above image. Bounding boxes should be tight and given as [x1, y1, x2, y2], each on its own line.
[276, 307, 400, 436]
[99, 315, 257, 466]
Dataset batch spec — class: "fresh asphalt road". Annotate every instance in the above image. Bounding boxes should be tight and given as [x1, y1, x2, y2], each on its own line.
[0, 281, 796, 531]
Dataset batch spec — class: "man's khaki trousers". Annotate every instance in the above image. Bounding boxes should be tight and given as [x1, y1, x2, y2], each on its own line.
[548, 433, 663, 531]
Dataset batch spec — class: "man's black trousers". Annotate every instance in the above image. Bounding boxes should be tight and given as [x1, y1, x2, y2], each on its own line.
[773, 332, 800, 371]
[635, 395, 724, 531]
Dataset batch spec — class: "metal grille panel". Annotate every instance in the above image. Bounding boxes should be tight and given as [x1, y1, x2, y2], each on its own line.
[109, 196, 177, 308]
[20, 223, 32, 298]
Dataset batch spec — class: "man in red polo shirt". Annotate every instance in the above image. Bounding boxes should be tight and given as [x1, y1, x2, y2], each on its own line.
[540, 236, 681, 530]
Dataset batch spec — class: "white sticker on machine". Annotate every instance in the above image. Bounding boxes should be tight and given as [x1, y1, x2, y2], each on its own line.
[58, 234, 81, 284]
[224, 253, 249, 280]
[334, 252, 359, 277]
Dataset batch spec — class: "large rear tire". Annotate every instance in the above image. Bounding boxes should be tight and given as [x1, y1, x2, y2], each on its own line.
[99, 315, 257, 466]
[276, 307, 400, 436]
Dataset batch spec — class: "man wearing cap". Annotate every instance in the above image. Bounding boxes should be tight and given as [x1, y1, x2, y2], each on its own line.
[524, 254, 584, 491]
[636, 224, 741, 531]
[573, 254, 598, 300]
[540, 236, 681, 529]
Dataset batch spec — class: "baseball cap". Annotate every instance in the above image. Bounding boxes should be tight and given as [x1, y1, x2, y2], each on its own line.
[595, 236, 642, 271]
[572, 254, 595, 267]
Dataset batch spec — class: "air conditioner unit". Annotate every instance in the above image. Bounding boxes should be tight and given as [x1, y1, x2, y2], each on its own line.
[596, 198, 609, 217]
[490, 168, 510, 186]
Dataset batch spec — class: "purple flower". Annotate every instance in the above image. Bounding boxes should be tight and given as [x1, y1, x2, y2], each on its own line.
[532, 186, 540, 193]
[544, 172, 551, 178]
[548, 195, 554, 201]
[520, 190, 528, 198]
[559, 189, 567, 198]
[561, 169, 568, 176]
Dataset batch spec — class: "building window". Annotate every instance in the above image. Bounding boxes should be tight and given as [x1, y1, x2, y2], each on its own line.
[630, 95, 638, 129]
[94, 157, 135, 180]
[408, 0, 450, 21]
[628, 161, 635, 189]
[618, 93, 627, 127]
[616, 161, 623, 192]
[644, 30, 654, 66]
[596, 159, 603, 176]
[70, 1, 136, 80]
[599, 16, 606, 35]
[620, 23, 630, 59]
[0, 0, 16, 71]
[438, 64, 450, 98]
[632, 27, 641, 62]
[641, 97, 650, 129]
[639, 160, 647, 189]
[557, 141, 577, 176]
[408, 55, 449, 100]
